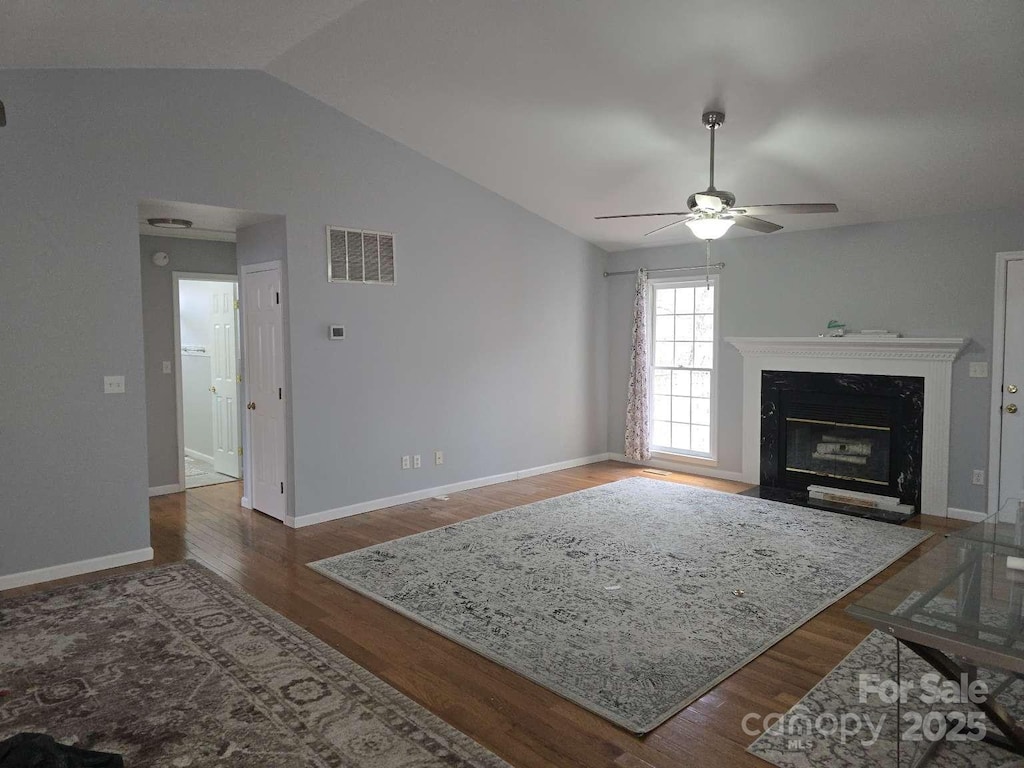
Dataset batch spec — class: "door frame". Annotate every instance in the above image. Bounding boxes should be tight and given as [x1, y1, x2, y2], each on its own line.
[987, 251, 1024, 517]
[172, 271, 241, 491]
[238, 260, 287, 517]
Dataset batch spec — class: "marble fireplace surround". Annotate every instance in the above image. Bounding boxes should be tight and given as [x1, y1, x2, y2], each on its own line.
[726, 337, 968, 517]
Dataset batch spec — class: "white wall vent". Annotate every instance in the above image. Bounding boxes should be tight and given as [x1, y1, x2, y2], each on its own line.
[327, 226, 395, 285]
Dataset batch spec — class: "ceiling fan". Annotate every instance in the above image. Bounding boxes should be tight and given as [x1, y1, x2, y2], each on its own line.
[596, 110, 838, 240]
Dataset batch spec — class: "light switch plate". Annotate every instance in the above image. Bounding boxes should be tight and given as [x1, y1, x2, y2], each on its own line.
[162, 361, 172, 374]
[969, 362, 989, 378]
[104, 375, 125, 394]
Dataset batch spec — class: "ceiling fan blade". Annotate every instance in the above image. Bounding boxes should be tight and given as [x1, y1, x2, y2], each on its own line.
[694, 193, 724, 212]
[730, 215, 783, 234]
[644, 217, 695, 237]
[729, 203, 838, 216]
[595, 211, 690, 220]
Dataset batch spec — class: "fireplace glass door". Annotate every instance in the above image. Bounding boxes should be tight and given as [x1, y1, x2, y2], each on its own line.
[785, 418, 891, 486]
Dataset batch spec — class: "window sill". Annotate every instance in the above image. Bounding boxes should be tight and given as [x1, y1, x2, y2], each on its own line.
[651, 450, 718, 468]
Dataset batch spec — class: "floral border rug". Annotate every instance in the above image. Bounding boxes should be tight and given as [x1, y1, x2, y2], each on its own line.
[0, 562, 509, 768]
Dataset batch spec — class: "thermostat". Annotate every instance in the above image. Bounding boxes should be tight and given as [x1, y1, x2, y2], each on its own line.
[329, 325, 345, 340]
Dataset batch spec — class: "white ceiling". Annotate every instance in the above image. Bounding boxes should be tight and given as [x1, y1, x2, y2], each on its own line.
[138, 199, 277, 242]
[8, 1, 1024, 251]
[0, 1, 366, 68]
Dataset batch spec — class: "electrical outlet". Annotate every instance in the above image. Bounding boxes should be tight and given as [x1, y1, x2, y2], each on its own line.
[401, 455, 411, 470]
[972, 469, 986, 486]
[435, 450, 444, 466]
[103, 375, 125, 394]
[969, 362, 989, 378]
[413, 454, 422, 468]
[162, 361, 172, 374]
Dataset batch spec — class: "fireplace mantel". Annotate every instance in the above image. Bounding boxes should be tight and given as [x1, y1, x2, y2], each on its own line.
[726, 336, 969, 517]
[725, 336, 967, 361]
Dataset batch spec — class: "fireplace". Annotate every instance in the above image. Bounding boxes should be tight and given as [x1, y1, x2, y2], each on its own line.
[760, 371, 924, 511]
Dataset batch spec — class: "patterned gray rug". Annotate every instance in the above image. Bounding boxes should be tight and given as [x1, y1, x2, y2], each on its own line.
[748, 629, 1024, 767]
[309, 477, 930, 733]
[0, 562, 509, 768]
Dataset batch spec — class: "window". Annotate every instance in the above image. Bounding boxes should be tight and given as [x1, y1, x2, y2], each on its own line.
[650, 278, 718, 459]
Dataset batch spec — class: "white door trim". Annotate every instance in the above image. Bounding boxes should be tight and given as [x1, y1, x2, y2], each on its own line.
[239, 260, 287, 518]
[987, 251, 1024, 517]
[172, 271, 239, 490]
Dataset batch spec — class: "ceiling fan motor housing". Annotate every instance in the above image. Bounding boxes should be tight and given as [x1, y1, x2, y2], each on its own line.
[687, 189, 736, 211]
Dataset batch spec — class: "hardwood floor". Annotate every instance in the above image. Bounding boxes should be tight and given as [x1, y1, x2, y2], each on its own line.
[4, 461, 964, 768]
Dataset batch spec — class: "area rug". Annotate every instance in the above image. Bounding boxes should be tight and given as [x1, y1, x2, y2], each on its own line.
[309, 477, 930, 733]
[747, 628, 1024, 767]
[0, 562, 509, 768]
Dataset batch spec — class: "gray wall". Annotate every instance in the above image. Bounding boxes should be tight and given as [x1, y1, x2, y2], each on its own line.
[0, 69, 607, 576]
[140, 235, 237, 488]
[607, 210, 1024, 512]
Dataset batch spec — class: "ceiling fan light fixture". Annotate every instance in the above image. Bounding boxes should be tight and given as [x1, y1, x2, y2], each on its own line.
[147, 217, 193, 229]
[685, 217, 734, 240]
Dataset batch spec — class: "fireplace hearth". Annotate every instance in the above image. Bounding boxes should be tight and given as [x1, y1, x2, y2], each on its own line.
[755, 370, 924, 519]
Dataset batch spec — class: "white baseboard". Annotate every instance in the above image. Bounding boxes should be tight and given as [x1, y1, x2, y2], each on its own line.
[0, 547, 155, 591]
[947, 506, 986, 522]
[607, 453, 749, 483]
[240, 496, 252, 510]
[185, 448, 214, 464]
[287, 453, 613, 529]
[149, 483, 183, 497]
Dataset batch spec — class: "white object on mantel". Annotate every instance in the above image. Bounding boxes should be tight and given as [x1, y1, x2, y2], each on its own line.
[726, 336, 968, 518]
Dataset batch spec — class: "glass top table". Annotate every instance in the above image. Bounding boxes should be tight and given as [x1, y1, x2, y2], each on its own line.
[847, 499, 1024, 762]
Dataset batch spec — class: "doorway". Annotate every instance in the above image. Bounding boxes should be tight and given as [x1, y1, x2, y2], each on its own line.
[988, 251, 1024, 519]
[175, 275, 241, 489]
[140, 199, 289, 521]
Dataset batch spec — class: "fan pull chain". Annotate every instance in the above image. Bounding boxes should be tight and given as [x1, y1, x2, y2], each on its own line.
[705, 240, 712, 289]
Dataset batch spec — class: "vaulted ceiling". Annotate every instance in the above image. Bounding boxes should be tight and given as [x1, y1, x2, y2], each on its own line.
[3, 1, 1023, 251]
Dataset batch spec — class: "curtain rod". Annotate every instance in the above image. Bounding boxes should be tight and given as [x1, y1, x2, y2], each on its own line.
[603, 263, 725, 278]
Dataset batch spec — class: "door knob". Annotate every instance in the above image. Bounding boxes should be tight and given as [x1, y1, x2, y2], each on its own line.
[209, 386, 217, 393]
[1009, 384, 1019, 394]
[1007, 403, 1018, 414]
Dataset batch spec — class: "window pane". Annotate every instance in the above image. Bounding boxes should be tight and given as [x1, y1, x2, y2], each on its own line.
[655, 288, 674, 315]
[653, 369, 671, 395]
[672, 370, 690, 396]
[674, 342, 695, 367]
[672, 423, 691, 451]
[692, 370, 711, 398]
[694, 313, 714, 341]
[692, 397, 711, 425]
[672, 396, 690, 422]
[691, 425, 711, 453]
[695, 285, 714, 314]
[675, 287, 694, 314]
[653, 395, 671, 421]
[653, 420, 671, 446]
[655, 342, 674, 367]
[693, 342, 714, 368]
[655, 315, 674, 341]
[674, 315, 694, 341]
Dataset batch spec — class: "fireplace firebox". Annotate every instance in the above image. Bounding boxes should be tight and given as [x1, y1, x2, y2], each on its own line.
[760, 371, 924, 512]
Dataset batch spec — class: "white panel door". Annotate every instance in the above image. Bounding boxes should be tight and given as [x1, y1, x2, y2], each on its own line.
[999, 259, 1024, 514]
[243, 267, 286, 521]
[210, 282, 240, 478]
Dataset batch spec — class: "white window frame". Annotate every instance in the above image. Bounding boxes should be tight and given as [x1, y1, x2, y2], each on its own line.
[647, 275, 720, 465]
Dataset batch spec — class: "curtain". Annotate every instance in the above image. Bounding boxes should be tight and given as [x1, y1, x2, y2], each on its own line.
[624, 268, 651, 461]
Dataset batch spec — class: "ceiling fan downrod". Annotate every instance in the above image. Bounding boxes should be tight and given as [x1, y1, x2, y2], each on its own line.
[702, 110, 725, 191]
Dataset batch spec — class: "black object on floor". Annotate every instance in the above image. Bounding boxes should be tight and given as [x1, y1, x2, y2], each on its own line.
[0, 733, 124, 768]
[739, 485, 916, 524]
